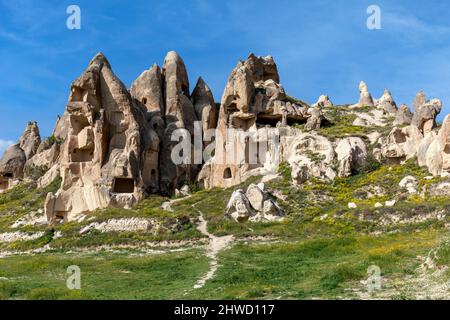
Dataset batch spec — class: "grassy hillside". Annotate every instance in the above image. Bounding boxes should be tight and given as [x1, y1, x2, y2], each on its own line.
[0, 159, 449, 299]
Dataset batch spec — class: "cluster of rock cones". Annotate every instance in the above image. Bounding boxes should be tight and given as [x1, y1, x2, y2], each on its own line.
[0, 51, 448, 223]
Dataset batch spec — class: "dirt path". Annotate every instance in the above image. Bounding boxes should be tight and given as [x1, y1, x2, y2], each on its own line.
[192, 205, 234, 289]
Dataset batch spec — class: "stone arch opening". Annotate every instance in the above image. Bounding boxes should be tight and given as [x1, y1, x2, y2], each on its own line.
[142, 98, 147, 105]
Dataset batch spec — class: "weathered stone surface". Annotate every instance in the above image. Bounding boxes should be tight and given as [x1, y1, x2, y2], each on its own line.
[0, 144, 26, 192]
[226, 183, 283, 223]
[19, 121, 41, 160]
[376, 89, 397, 115]
[358, 81, 374, 107]
[305, 107, 324, 131]
[380, 126, 423, 163]
[413, 90, 426, 113]
[412, 97, 442, 134]
[393, 104, 413, 126]
[312, 95, 333, 108]
[191, 77, 218, 141]
[335, 137, 367, 177]
[45, 52, 160, 222]
[198, 54, 309, 189]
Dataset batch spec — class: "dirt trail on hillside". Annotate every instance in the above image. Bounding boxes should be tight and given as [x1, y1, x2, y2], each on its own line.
[192, 205, 234, 289]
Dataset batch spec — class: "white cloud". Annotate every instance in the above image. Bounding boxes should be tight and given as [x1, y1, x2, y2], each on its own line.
[0, 139, 15, 156]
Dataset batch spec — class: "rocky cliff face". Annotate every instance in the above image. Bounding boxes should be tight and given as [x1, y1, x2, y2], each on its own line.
[1, 51, 448, 223]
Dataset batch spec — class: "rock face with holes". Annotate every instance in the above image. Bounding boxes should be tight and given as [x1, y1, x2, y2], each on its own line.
[0, 144, 26, 192]
[197, 53, 313, 189]
[40, 51, 221, 222]
[44, 53, 160, 222]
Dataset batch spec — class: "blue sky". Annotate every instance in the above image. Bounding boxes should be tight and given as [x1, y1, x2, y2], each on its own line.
[1, 0, 450, 154]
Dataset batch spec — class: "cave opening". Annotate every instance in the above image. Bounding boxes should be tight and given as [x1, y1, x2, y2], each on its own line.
[223, 168, 232, 179]
[113, 177, 134, 193]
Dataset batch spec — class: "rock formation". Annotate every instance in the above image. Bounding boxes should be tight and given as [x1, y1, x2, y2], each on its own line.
[313, 95, 333, 108]
[412, 95, 442, 134]
[19, 121, 41, 160]
[0, 51, 448, 222]
[358, 81, 374, 107]
[225, 182, 284, 222]
[197, 54, 311, 189]
[376, 89, 397, 115]
[0, 144, 26, 192]
[393, 104, 413, 126]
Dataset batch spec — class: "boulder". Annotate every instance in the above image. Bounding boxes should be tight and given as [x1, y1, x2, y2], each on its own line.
[305, 107, 324, 131]
[313, 95, 333, 108]
[413, 90, 426, 113]
[226, 183, 284, 223]
[399, 176, 418, 194]
[0, 144, 26, 191]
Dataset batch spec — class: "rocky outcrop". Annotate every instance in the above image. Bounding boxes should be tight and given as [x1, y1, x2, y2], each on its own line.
[380, 126, 423, 164]
[225, 183, 284, 222]
[305, 107, 324, 131]
[19, 121, 41, 160]
[413, 91, 426, 113]
[376, 89, 397, 115]
[191, 77, 218, 145]
[335, 137, 367, 177]
[45, 53, 160, 222]
[358, 81, 374, 107]
[313, 95, 333, 108]
[412, 96, 442, 134]
[393, 104, 413, 126]
[0, 144, 26, 192]
[197, 54, 310, 189]
[421, 115, 450, 176]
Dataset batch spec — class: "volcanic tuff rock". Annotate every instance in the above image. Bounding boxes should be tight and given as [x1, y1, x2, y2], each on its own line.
[394, 104, 413, 126]
[358, 81, 374, 107]
[19, 121, 41, 160]
[43, 51, 215, 222]
[1, 52, 449, 222]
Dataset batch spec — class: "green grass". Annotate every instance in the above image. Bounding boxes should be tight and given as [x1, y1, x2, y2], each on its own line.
[0, 230, 438, 300]
[0, 249, 209, 299]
